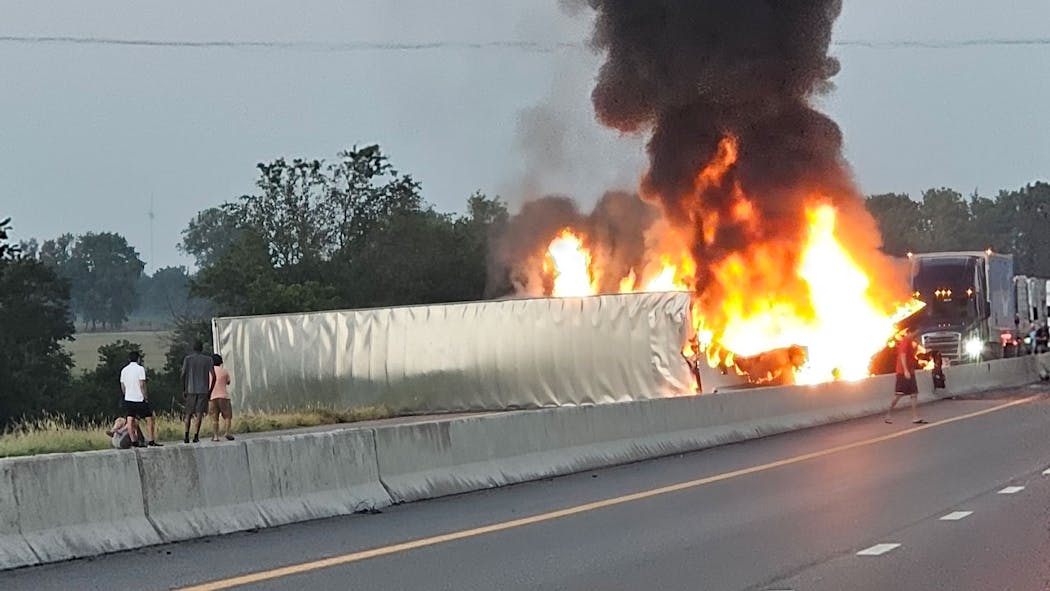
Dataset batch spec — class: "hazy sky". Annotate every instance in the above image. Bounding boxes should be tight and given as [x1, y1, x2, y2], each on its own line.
[2, 1, 1048, 271]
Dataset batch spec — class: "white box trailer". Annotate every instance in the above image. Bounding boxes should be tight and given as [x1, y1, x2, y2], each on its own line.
[1015, 275, 1031, 325]
[212, 292, 698, 414]
[1028, 277, 1049, 326]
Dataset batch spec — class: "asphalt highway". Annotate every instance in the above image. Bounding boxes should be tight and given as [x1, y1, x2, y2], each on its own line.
[4, 385, 1050, 591]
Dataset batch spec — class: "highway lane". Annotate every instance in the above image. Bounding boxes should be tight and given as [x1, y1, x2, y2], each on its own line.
[3, 385, 1049, 591]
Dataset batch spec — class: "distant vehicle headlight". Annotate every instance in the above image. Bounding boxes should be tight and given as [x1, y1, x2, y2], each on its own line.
[965, 338, 984, 359]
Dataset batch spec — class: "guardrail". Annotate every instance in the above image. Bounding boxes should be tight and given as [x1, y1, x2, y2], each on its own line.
[1, 353, 1045, 569]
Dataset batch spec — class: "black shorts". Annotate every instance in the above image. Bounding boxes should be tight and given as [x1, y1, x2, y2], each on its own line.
[185, 393, 210, 416]
[895, 374, 919, 396]
[123, 400, 154, 419]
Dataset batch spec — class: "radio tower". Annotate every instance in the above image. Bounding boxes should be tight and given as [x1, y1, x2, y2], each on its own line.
[148, 194, 155, 272]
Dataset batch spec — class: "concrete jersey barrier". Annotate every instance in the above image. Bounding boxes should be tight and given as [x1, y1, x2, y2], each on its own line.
[137, 443, 265, 542]
[943, 354, 1045, 395]
[138, 428, 391, 544]
[0, 352, 1045, 569]
[0, 450, 161, 569]
[243, 429, 391, 527]
[0, 461, 37, 570]
[374, 372, 939, 503]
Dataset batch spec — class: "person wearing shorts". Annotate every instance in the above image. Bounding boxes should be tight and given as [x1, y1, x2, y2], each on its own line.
[885, 335, 927, 425]
[209, 353, 234, 442]
[181, 340, 216, 443]
[120, 351, 161, 447]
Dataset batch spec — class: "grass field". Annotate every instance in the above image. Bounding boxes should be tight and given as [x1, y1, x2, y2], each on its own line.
[0, 406, 391, 457]
[65, 330, 172, 373]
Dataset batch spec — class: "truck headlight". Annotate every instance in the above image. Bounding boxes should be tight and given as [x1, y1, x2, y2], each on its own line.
[965, 338, 983, 359]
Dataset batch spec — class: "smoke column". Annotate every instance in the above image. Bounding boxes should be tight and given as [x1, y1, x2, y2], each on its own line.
[582, 1, 900, 309]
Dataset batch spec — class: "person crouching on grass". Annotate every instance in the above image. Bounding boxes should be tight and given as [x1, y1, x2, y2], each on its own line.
[120, 351, 161, 447]
[885, 334, 927, 425]
[106, 417, 145, 449]
[209, 353, 234, 442]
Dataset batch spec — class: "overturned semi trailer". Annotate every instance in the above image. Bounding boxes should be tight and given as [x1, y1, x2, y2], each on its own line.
[212, 292, 703, 414]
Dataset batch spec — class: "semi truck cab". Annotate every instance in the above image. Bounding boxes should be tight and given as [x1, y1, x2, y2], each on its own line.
[909, 251, 1015, 364]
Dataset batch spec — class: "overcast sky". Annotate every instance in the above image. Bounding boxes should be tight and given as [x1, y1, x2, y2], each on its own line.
[2, 1, 1048, 271]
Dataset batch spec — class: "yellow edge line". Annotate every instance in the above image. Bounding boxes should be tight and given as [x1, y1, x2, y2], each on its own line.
[177, 395, 1039, 591]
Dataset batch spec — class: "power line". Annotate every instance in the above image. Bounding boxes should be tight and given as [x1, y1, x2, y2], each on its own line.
[0, 35, 580, 53]
[1, 34, 1049, 52]
[836, 38, 1050, 49]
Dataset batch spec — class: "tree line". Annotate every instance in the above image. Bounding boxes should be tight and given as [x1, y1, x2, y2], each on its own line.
[866, 183, 1050, 276]
[1, 142, 1045, 425]
[180, 145, 507, 317]
[0, 145, 508, 425]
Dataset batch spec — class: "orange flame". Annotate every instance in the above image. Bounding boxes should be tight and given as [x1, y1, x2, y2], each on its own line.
[716, 204, 923, 384]
[544, 229, 599, 298]
[537, 135, 920, 386]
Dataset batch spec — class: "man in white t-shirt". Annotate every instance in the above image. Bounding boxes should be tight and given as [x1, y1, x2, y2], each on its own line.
[120, 351, 161, 447]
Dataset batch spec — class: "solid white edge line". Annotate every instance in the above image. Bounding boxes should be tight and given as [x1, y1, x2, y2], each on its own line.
[940, 511, 973, 521]
[856, 543, 901, 556]
[998, 486, 1025, 494]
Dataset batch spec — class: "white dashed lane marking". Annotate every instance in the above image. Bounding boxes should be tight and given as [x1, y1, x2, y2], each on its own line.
[940, 511, 973, 521]
[856, 543, 901, 556]
[998, 486, 1025, 494]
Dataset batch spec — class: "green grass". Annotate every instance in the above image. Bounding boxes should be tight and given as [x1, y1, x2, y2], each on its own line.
[65, 330, 172, 374]
[0, 406, 392, 458]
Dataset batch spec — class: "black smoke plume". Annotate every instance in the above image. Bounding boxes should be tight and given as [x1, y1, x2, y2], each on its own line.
[583, 0, 895, 306]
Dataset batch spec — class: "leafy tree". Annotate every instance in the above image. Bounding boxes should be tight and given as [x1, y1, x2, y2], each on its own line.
[0, 218, 75, 424]
[18, 238, 39, 259]
[241, 158, 332, 274]
[339, 195, 508, 307]
[993, 183, 1050, 276]
[64, 340, 146, 420]
[186, 146, 505, 316]
[326, 145, 423, 254]
[179, 205, 244, 269]
[865, 193, 922, 256]
[137, 265, 196, 318]
[192, 230, 338, 315]
[38, 232, 74, 270]
[917, 188, 972, 252]
[968, 190, 1011, 255]
[60, 233, 146, 329]
[157, 315, 214, 401]
[868, 182, 1050, 277]
[462, 191, 509, 298]
[0, 217, 15, 258]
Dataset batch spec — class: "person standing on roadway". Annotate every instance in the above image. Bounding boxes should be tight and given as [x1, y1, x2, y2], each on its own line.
[885, 334, 927, 425]
[181, 340, 216, 443]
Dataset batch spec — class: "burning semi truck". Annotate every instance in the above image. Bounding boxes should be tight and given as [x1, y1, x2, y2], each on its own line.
[907, 251, 1015, 363]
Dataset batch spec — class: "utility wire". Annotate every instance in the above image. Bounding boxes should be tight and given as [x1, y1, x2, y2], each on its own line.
[0, 36, 580, 53]
[1, 35, 1049, 52]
